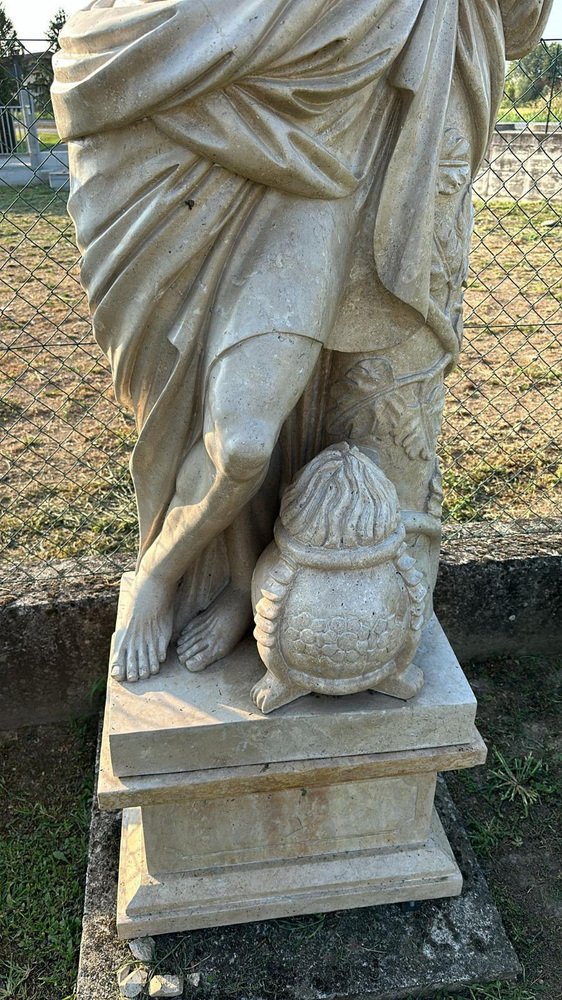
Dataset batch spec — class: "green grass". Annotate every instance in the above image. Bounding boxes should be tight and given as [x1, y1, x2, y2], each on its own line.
[0, 465, 138, 562]
[0, 719, 98, 1000]
[488, 750, 557, 817]
[37, 133, 61, 149]
[10, 133, 63, 157]
[444, 655, 562, 1000]
[497, 97, 562, 125]
[441, 453, 560, 523]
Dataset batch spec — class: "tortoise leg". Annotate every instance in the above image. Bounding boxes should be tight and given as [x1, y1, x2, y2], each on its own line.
[251, 672, 309, 714]
[373, 662, 424, 701]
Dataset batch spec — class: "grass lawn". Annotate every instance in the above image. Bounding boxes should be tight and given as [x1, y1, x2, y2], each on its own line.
[0, 655, 559, 999]
[12, 133, 62, 154]
[0, 717, 98, 1000]
[444, 198, 562, 525]
[497, 104, 562, 125]
[0, 184, 137, 590]
[37, 134, 61, 150]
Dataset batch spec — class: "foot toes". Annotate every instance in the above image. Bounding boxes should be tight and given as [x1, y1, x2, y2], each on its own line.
[184, 639, 209, 658]
[147, 637, 160, 676]
[182, 641, 209, 671]
[186, 648, 212, 673]
[180, 638, 209, 660]
[156, 630, 168, 663]
[177, 617, 211, 650]
[125, 648, 139, 683]
[111, 658, 126, 681]
[137, 644, 150, 681]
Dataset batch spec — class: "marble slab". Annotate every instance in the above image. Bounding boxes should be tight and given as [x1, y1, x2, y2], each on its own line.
[77, 778, 521, 999]
[140, 772, 436, 875]
[98, 716, 486, 809]
[76, 780, 521, 1000]
[107, 613, 477, 778]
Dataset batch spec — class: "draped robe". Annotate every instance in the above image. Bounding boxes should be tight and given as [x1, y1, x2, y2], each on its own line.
[52, 0, 553, 583]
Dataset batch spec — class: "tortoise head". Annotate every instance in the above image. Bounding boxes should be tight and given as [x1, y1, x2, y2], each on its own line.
[279, 443, 400, 550]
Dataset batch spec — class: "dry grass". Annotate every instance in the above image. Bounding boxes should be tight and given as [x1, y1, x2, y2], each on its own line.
[444, 198, 562, 524]
[0, 185, 137, 584]
[0, 184, 561, 589]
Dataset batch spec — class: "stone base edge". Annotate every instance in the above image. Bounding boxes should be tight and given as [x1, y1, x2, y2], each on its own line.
[116, 807, 461, 939]
[76, 776, 521, 1000]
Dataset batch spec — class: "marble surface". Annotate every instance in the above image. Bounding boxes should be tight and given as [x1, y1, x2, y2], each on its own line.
[117, 806, 461, 938]
[107, 616, 477, 777]
[77, 779, 521, 1000]
[140, 773, 436, 875]
[52, 0, 552, 700]
[98, 720, 486, 810]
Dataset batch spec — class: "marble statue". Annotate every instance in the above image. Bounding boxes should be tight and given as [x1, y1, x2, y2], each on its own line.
[52, 0, 552, 710]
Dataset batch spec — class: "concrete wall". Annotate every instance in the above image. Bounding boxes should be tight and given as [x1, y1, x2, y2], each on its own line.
[1, 520, 560, 730]
[0, 147, 68, 187]
[435, 519, 562, 662]
[475, 128, 562, 202]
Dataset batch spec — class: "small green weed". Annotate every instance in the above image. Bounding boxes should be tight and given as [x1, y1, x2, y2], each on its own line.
[88, 676, 107, 704]
[0, 961, 32, 1000]
[466, 816, 506, 858]
[488, 750, 556, 816]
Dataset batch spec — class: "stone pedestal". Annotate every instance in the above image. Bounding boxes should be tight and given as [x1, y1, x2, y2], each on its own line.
[99, 600, 486, 939]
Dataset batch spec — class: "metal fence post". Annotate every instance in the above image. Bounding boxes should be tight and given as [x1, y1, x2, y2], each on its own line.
[19, 85, 41, 170]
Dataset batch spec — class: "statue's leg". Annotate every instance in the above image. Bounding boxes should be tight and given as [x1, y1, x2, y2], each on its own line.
[112, 332, 322, 681]
[326, 325, 448, 620]
[176, 476, 278, 673]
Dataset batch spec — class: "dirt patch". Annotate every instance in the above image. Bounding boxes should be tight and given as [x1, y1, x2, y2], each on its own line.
[446, 653, 562, 999]
[444, 199, 562, 527]
[0, 185, 137, 583]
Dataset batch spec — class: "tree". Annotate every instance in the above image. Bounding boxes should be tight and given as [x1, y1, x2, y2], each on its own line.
[0, 2, 22, 153]
[46, 8, 67, 50]
[506, 42, 562, 105]
[0, 2, 21, 56]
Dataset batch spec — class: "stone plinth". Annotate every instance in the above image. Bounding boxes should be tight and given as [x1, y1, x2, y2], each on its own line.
[107, 613, 478, 777]
[77, 780, 522, 1000]
[99, 599, 486, 939]
[118, 807, 462, 937]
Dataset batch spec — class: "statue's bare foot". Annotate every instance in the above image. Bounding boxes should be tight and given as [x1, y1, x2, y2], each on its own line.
[111, 572, 176, 683]
[176, 586, 252, 673]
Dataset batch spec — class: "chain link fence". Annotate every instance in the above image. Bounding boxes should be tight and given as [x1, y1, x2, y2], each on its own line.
[1, 40, 561, 599]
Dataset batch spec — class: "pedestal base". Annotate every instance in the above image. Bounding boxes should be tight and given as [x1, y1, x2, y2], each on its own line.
[117, 806, 461, 938]
[100, 595, 487, 939]
[77, 781, 522, 1000]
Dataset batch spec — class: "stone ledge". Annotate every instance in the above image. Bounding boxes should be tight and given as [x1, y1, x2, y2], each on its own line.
[76, 778, 520, 1000]
[436, 519, 562, 662]
[1, 520, 560, 730]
